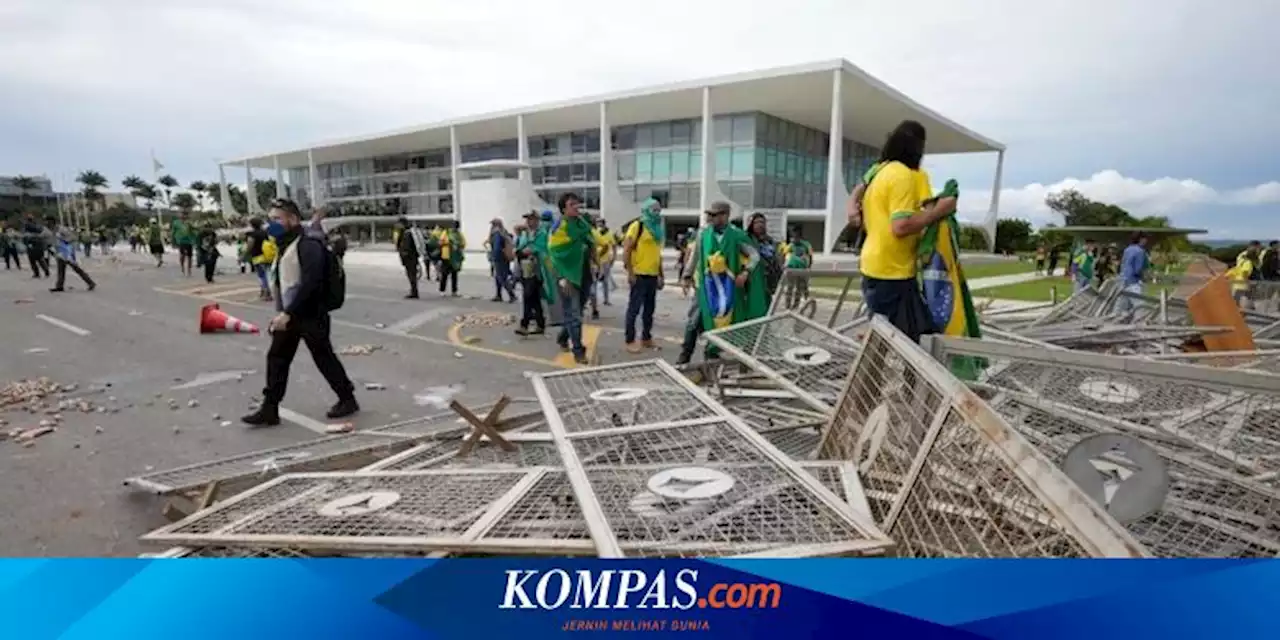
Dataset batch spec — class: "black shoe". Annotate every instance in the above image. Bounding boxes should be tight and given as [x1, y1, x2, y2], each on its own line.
[515, 327, 529, 337]
[529, 327, 545, 335]
[49, 287, 64, 293]
[405, 293, 419, 299]
[574, 353, 590, 365]
[241, 404, 280, 427]
[557, 341, 570, 352]
[490, 296, 502, 302]
[591, 311, 600, 321]
[675, 355, 692, 366]
[87, 283, 96, 292]
[326, 397, 360, 419]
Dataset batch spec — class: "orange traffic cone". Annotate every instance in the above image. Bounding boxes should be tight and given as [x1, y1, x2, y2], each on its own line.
[200, 303, 260, 334]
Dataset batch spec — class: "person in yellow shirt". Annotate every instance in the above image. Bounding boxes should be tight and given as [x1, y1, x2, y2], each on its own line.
[858, 120, 956, 342]
[591, 218, 617, 318]
[622, 197, 666, 353]
[437, 225, 466, 297]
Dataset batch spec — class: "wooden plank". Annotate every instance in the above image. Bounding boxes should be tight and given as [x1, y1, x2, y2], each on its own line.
[1187, 274, 1255, 352]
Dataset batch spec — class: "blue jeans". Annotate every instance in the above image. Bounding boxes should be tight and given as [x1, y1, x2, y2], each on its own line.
[1073, 276, 1090, 293]
[493, 259, 515, 300]
[1114, 282, 1143, 313]
[556, 282, 586, 358]
[625, 275, 659, 343]
[593, 264, 614, 305]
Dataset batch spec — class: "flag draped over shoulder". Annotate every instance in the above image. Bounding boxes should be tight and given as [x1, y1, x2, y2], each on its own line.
[918, 179, 984, 379]
[547, 214, 593, 287]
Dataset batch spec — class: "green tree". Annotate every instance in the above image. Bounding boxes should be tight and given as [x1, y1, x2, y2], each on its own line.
[171, 192, 197, 214]
[188, 181, 207, 211]
[228, 184, 248, 216]
[11, 175, 38, 208]
[121, 175, 145, 191]
[157, 174, 179, 209]
[76, 170, 108, 226]
[98, 202, 149, 229]
[1035, 224, 1074, 251]
[958, 225, 990, 251]
[253, 179, 290, 210]
[994, 218, 1034, 253]
[1045, 189, 1135, 227]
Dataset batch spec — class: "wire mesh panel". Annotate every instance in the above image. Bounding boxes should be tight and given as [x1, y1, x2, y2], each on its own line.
[990, 393, 1280, 557]
[936, 336, 1280, 479]
[721, 396, 828, 433]
[770, 268, 866, 331]
[363, 406, 548, 438]
[532, 361, 722, 434]
[123, 432, 416, 496]
[703, 312, 862, 412]
[141, 469, 569, 554]
[819, 316, 1147, 557]
[368, 439, 561, 472]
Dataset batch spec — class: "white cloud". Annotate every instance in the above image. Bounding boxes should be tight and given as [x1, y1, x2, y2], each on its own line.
[957, 170, 1280, 229]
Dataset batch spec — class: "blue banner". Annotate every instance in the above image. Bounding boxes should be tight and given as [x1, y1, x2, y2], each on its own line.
[1, 559, 1277, 638]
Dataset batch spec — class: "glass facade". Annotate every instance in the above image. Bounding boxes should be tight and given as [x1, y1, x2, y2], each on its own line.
[294, 111, 879, 219]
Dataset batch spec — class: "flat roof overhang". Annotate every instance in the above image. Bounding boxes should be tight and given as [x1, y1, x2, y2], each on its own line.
[226, 59, 1002, 171]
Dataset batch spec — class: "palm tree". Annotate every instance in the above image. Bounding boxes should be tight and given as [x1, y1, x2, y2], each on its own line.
[157, 174, 179, 210]
[172, 192, 197, 214]
[11, 175, 38, 209]
[76, 170, 108, 227]
[121, 175, 145, 191]
[188, 181, 207, 212]
[138, 184, 159, 213]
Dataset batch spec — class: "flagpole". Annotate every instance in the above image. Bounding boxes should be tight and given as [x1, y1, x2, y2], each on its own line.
[150, 149, 163, 226]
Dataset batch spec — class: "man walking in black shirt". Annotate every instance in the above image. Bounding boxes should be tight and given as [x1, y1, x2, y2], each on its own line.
[395, 217, 421, 299]
[242, 199, 358, 427]
[22, 215, 51, 279]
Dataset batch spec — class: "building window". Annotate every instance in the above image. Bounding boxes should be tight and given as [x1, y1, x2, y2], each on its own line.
[571, 163, 587, 182]
[731, 146, 754, 180]
[732, 115, 754, 144]
[648, 189, 669, 207]
[715, 148, 732, 180]
[531, 167, 544, 185]
[585, 131, 600, 153]
[616, 154, 636, 181]
[583, 187, 601, 209]
[439, 195, 454, 214]
[619, 185, 636, 202]
[652, 151, 671, 181]
[651, 122, 671, 148]
[713, 115, 733, 145]
[586, 162, 600, 182]
[690, 150, 701, 180]
[669, 184, 690, 208]
[636, 125, 653, 149]
[671, 120, 693, 146]
[437, 177, 452, 192]
[613, 126, 635, 150]
[635, 152, 653, 181]
[670, 150, 689, 179]
[571, 132, 590, 153]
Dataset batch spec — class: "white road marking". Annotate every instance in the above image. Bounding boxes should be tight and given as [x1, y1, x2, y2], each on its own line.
[171, 370, 257, 390]
[36, 314, 91, 336]
[279, 407, 329, 434]
[386, 306, 459, 333]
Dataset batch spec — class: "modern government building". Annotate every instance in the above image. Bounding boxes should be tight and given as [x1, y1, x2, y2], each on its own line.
[219, 59, 1005, 253]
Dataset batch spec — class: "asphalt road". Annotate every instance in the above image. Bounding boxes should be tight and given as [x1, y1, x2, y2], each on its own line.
[0, 246, 763, 556]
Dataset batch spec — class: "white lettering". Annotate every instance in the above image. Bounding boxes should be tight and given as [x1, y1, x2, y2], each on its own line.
[571, 570, 614, 609]
[614, 570, 648, 609]
[638, 569, 669, 609]
[499, 570, 538, 609]
[535, 569, 572, 610]
[672, 569, 699, 610]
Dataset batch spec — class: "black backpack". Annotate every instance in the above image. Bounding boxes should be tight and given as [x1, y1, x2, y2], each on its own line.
[305, 235, 346, 311]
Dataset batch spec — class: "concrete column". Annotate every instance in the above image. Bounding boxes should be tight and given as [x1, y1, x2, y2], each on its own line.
[218, 164, 233, 219]
[986, 150, 1005, 252]
[245, 164, 262, 215]
[823, 69, 845, 254]
[370, 221, 376, 244]
[516, 114, 529, 184]
[449, 125, 461, 223]
[699, 87, 713, 213]
[307, 149, 320, 209]
[273, 155, 285, 199]
[598, 101, 610, 221]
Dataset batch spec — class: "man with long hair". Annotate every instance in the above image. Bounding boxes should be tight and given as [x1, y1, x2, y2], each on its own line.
[858, 120, 956, 341]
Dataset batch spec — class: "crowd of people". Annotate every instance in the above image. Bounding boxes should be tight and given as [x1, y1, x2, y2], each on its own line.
[386, 194, 817, 365]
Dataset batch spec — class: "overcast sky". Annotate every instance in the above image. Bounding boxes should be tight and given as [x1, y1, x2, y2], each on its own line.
[2, 0, 1277, 238]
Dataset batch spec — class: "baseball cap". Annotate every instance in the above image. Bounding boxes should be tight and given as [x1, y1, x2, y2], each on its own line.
[540, 210, 555, 221]
[705, 201, 732, 216]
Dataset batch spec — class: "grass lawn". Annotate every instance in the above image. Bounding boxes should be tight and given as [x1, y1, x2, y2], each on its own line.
[808, 259, 1035, 290]
[973, 277, 1176, 302]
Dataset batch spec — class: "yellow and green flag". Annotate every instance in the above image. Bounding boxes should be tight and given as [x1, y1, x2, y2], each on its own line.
[919, 179, 984, 380]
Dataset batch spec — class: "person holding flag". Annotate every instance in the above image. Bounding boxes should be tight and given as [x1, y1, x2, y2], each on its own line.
[437, 225, 466, 297]
[514, 210, 554, 336]
[675, 201, 765, 365]
[857, 120, 956, 343]
[547, 193, 595, 365]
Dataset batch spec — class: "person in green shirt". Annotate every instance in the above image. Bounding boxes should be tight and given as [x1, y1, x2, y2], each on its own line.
[782, 226, 813, 310]
[146, 220, 165, 267]
[1072, 238, 1097, 292]
[675, 201, 765, 365]
[547, 193, 595, 364]
[170, 213, 195, 276]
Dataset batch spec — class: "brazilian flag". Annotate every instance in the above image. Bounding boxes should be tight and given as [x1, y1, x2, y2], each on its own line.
[919, 179, 985, 380]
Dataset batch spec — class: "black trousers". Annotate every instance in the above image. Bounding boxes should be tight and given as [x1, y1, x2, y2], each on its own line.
[54, 257, 95, 289]
[27, 248, 49, 277]
[403, 260, 419, 297]
[520, 277, 545, 330]
[203, 255, 217, 283]
[2, 247, 19, 270]
[439, 261, 458, 294]
[263, 314, 355, 406]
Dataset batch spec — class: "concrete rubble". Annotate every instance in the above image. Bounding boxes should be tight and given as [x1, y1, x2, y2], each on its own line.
[128, 266, 1280, 559]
